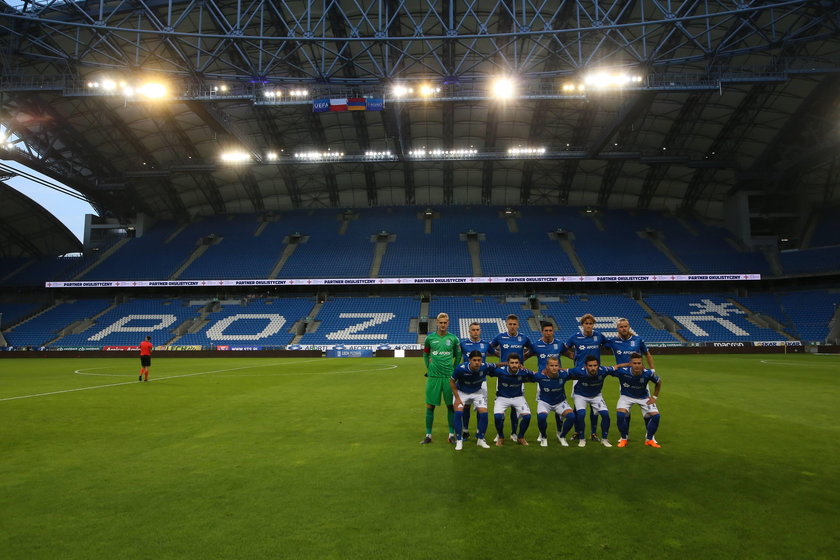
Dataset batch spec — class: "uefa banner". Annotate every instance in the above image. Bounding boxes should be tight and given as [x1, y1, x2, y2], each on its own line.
[46, 273, 761, 289]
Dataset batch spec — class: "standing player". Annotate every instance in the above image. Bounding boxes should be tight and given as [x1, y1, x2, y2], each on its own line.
[606, 318, 656, 437]
[450, 350, 495, 450]
[421, 313, 462, 444]
[613, 353, 663, 448]
[564, 314, 607, 441]
[568, 356, 626, 447]
[531, 322, 566, 443]
[489, 314, 535, 441]
[488, 353, 534, 446]
[138, 336, 153, 382]
[459, 322, 490, 441]
[530, 357, 577, 447]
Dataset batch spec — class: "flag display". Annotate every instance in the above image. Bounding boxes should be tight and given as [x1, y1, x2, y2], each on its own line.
[313, 97, 384, 112]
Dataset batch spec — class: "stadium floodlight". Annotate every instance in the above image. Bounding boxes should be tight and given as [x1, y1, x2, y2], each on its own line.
[507, 146, 546, 156]
[294, 151, 344, 161]
[365, 151, 393, 159]
[266, 151, 279, 161]
[392, 85, 412, 97]
[490, 77, 516, 99]
[220, 150, 251, 163]
[409, 147, 478, 158]
[582, 71, 644, 90]
[418, 84, 440, 97]
[102, 79, 117, 91]
[137, 82, 168, 100]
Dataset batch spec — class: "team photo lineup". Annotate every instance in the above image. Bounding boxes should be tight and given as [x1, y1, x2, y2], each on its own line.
[422, 312, 661, 449]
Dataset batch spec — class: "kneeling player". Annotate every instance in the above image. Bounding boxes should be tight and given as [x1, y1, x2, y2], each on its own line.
[529, 357, 576, 447]
[569, 355, 625, 448]
[450, 351, 494, 450]
[613, 353, 663, 448]
[488, 353, 534, 446]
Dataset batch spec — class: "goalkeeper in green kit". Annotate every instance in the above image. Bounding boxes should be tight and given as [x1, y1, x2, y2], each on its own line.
[420, 312, 462, 444]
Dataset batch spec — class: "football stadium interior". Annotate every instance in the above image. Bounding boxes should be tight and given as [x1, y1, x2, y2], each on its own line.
[1, 2, 839, 559]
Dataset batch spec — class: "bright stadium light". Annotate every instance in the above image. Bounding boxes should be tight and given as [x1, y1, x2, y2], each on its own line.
[491, 77, 516, 99]
[582, 71, 643, 90]
[266, 151, 279, 161]
[102, 79, 117, 91]
[507, 146, 546, 156]
[418, 84, 440, 97]
[409, 147, 478, 158]
[220, 150, 251, 163]
[137, 82, 168, 99]
[294, 151, 344, 161]
[392, 85, 412, 97]
[365, 151, 393, 159]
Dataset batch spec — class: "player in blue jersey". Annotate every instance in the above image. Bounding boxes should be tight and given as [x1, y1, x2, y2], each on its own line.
[488, 353, 535, 446]
[568, 355, 626, 448]
[489, 314, 534, 442]
[529, 357, 577, 447]
[564, 314, 608, 441]
[450, 350, 495, 450]
[530, 323, 568, 445]
[612, 352, 663, 448]
[607, 318, 657, 439]
[459, 322, 491, 441]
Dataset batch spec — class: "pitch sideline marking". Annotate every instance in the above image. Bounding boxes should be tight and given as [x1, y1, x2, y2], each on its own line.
[3, 359, 325, 402]
[4, 360, 403, 401]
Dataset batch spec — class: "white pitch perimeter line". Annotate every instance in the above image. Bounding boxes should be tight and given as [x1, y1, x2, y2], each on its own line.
[1, 359, 326, 402]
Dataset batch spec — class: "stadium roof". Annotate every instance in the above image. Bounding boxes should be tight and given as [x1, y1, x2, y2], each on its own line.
[0, 181, 82, 257]
[0, 0, 839, 226]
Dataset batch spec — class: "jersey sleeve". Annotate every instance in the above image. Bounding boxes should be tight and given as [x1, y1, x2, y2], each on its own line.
[423, 338, 431, 367]
[648, 371, 661, 384]
[563, 335, 575, 351]
[453, 337, 462, 363]
[567, 366, 584, 379]
[639, 339, 648, 353]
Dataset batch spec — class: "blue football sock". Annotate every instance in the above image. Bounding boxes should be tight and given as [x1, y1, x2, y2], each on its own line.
[494, 413, 505, 438]
[510, 409, 519, 434]
[462, 405, 471, 433]
[646, 414, 661, 440]
[477, 412, 488, 440]
[454, 410, 463, 440]
[617, 411, 629, 439]
[599, 410, 611, 439]
[561, 413, 576, 437]
[575, 409, 586, 436]
[589, 406, 598, 435]
[537, 413, 549, 438]
[517, 415, 531, 439]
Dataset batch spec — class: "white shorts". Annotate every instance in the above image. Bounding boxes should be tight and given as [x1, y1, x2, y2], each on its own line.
[537, 399, 572, 415]
[494, 396, 531, 416]
[454, 389, 488, 410]
[616, 395, 659, 416]
[573, 394, 608, 413]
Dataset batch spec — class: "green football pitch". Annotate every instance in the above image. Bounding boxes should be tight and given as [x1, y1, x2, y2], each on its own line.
[1, 354, 838, 559]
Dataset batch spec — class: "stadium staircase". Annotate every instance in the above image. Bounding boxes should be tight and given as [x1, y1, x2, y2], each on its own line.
[558, 236, 587, 275]
[368, 234, 391, 278]
[170, 241, 214, 280]
[645, 233, 689, 273]
[2, 301, 60, 333]
[635, 297, 688, 343]
[289, 298, 324, 345]
[269, 238, 302, 279]
[828, 306, 840, 345]
[416, 296, 430, 345]
[727, 298, 795, 341]
[71, 238, 131, 280]
[0, 260, 34, 284]
[466, 236, 482, 276]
